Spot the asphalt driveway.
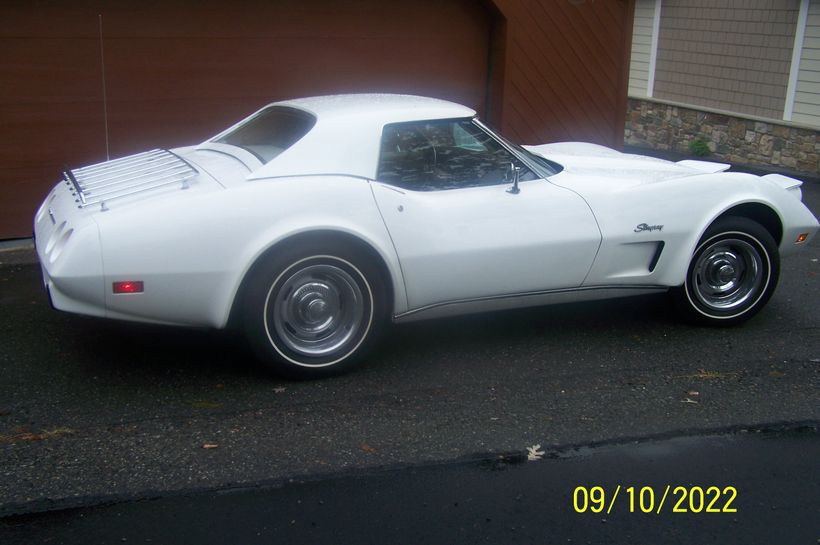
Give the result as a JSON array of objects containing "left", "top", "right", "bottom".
[
  {"left": 0, "top": 171, "right": 818, "bottom": 519},
  {"left": 3, "top": 427, "right": 818, "bottom": 544}
]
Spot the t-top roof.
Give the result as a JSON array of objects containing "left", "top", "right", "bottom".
[
  {"left": 274, "top": 94, "right": 476, "bottom": 124},
  {"left": 217, "top": 94, "right": 478, "bottom": 181}
]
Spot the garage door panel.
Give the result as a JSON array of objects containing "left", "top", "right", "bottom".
[
  {"left": 0, "top": 39, "right": 101, "bottom": 105},
  {"left": 1, "top": 0, "right": 490, "bottom": 238},
  {"left": 100, "top": 37, "right": 487, "bottom": 107},
  {"left": 97, "top": 1, "right": 480, "bottom": 40},
  {"left": 0, "top": 169, "right": 60, "bottom": 237},
  {"left": 105, "top": 98, "right": 272, "bottom": 158},
  {"left": 0, "top": 5, "right": 99, "bottom": 38},
  {"left": 0, "top": 102, "right": 106, "bottom": 170}
]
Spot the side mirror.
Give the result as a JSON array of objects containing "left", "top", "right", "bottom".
[{"left": 506, "top": 163, "right": 521, "bottom": 194}]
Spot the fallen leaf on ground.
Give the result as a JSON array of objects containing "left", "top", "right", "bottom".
[
  {"left": 189, "top": 400, "right": 223, "bottom": 409},
  {"left": 360, "top": 443, "right": 377, "bottom": 453},
  {"left": 676, "top": 369, "right": 738, "bottom": 380},
  {"left": 273, "top": 387, "right": 286, "bottom": 394},
  {"left": 0, "top": 427, "right": 75, "bottom": 444},
  {"left": 202, "top": 443, "right": 219, "bottom": 449},
  {"left": 527, "top": 444, "right": 545, "bottom": 461}
]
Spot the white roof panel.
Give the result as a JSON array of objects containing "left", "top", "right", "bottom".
[{"left": 247, "top": 94, "right": 476, "bottom": 181}]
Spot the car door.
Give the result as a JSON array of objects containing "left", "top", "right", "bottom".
[{"left": 371, "top": 118, "right": 601, "bottom": 311}]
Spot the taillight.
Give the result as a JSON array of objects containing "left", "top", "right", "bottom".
[{"left": 112, "top": 281, "right": 144, "bottom": 294}]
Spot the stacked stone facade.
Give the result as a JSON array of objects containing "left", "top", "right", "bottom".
[{"left": 625, "top": 98, "right": 820, "bottom": 175}]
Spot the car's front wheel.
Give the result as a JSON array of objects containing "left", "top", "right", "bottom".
[
  {"left": 242, "top": 241, "right": 387, "bottom": 378},
  {"left": 673, "top": 216, "right": 779, "bottom": 326}
]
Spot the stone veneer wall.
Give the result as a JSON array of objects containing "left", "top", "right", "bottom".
[{"left": 625, "top": 98, "right": 820, "bottom": 175}]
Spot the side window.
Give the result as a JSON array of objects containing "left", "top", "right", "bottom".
[{"left": 377, "top": 119, "right": 535, "bottom": 191}]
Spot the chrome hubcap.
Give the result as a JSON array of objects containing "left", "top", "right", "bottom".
[
  {"left": 270, "top": 264, "right": 365, "bottom": 358},
  {"left": 691, "top": 238, "right": 764, "bottom": 311}
]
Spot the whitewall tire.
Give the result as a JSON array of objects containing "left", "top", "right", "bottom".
[
  {"left": 243, "top": 240, "right": 387, "bottom": 378},
  {"left": 673, "top": 216, "right": 779, "bottom": 326}
]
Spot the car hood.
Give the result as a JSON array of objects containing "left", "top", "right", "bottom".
[{"left": 524, "top": 142, "right": 730, "bottom": 188}]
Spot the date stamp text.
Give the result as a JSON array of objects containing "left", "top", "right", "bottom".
[{"left": 572, "top": 485, "right": 738, "bottom": 514}]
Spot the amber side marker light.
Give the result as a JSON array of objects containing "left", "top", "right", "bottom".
[
  {"left": 113, "top": 281, "right": 144, "bottom": 294},
  {"left": 796, "top": 233, "right": 809, "bottom": 243}
]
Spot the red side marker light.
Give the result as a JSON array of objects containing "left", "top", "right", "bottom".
[
  {"left": 795, "top": 233, "right": 808, "bottom": 243},
  {"left": 113, "top": 281, "right": 144, "bottom": 294}
]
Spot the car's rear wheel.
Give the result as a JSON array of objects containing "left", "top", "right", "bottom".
[
  {"left": 242, "top": 240, "right": 387, "bottom": 378},
  {"left": 673, "top": 216, "right": 779, "bottom": 326}
]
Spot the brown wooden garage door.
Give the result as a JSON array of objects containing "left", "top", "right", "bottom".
[{"left": 0, "top": 0, "right": 491, "bottom": 239}]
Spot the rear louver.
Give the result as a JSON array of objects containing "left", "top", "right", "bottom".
[{"left": 64, "top": 149, "right": 198, "bottom": 211}]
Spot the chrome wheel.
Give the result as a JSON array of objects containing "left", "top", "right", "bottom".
[
  {"left": 690, "top": 238, "right": 765, "bottom": 311},
  {"left": 244, "top": 241, "right": 386, "bottom": 378},
  {"left": 266, "top": 262, "right": 367, "bottom": 360},
  {"left": 675, "top": 217, "right": 779, "bottom": 326}
]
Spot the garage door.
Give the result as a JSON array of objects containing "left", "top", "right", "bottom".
[{"left": 0, "top": 0, "right": 491, "bottom": 238}]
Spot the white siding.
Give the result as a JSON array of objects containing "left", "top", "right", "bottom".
[
  {"left": 792, "top": 0, "right": 820, "bottom": 126},
  {"left": 628, "top": 0, "right": 656, "bottom": 97}
]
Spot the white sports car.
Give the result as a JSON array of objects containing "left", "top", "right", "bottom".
[{"left": 34, "top": 94, "right": 819, "bottom": 377}]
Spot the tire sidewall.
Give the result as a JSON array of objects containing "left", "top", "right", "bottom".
[
  {"left": 243, "top": 242, "right": 387, "bottom": 378},
  {"left": 679, "top": 217, "right": 779, "bottom": 325}
]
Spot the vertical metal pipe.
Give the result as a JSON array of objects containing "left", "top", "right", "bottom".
[{"left": 99, "top": 14, "right": 110, "bottom": 161}]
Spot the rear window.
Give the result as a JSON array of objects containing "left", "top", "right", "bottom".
[{"left": 214, "top": 106, "right": 316, "bottom": 163}]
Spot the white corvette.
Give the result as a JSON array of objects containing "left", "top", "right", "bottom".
[{"left": 34, "top": 94, "right": 818, "bottom": 377}]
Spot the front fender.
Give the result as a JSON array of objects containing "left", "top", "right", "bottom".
[{"left": 581, "top": 172, "right": 818, "bottom": 288}]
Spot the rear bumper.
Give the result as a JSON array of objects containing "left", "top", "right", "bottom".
[{"left": 34, "top": 181, "right": 106, "bottom": 318}]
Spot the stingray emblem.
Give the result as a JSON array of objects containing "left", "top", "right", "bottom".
[{"left": 634, "top": 223, "right": 664, "bottom": 233}]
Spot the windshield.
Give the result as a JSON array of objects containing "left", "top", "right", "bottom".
[
  {"left": 473, "top": 119, "right": 563, "bottom": 177},
  {"left": 214, "top": 106, "right": 316, "bottom": 163}
]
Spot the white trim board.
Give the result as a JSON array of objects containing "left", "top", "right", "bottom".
[
  {"left": 647, "top": 0, "right": 662, "bottom": 98},
  {"left": 784, "top": 0, "right": 810, "bottom": 121}
]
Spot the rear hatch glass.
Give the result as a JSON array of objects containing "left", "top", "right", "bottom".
[{"left": 214, "top": 106, "right": 316, "bottom": 163}]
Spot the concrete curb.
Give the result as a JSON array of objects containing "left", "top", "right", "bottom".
[{"left": 0, "top": 239, "right": 37, "bottom": 265}]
